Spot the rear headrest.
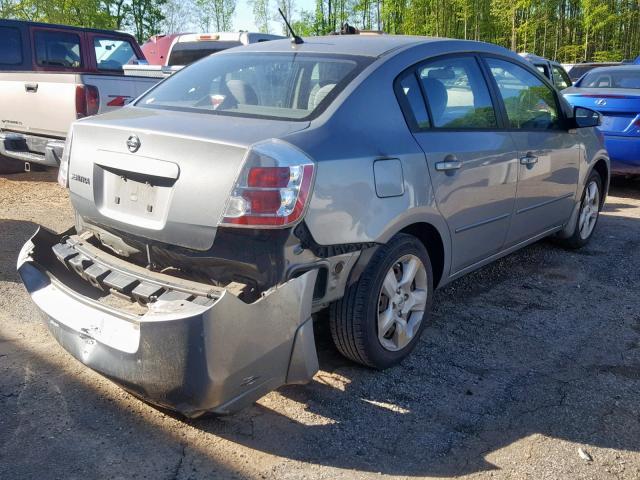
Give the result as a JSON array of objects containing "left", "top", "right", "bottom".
[
  {"left": 226, "top": 79, "right": 258, "bottom": 105},
  {"left": 420, "top": 78, "right": 448, "bottom": 125},
  {"left": 309, "top": 83, "right": 335, "bottom": 110}
]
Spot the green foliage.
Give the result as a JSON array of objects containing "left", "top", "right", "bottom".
[
  {"left": 2, "top": 0, "right": 167, "bottom": 42},
  {"left": 294, "top": 0, "right": 639, "bottom": 62},
  {"left": 194, "top": 0, "right": 236, "bottom": 32}
]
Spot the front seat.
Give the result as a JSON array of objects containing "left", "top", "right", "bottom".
[
  {"left": 420, "top": 78, "right": 448, "bottom": 126},
  {"left": 226, "top": 79, "right": 259, "bottom": 105}
]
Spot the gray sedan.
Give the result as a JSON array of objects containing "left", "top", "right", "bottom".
[{"left": 19, "top": 35, "right": 609, "bottom": 416}]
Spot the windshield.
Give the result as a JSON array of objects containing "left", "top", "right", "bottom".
[
  {"left": 138, "top": 52, "right": 369, "bottom": 120},
  {"left": 578, "top": 68, "right": 640, "bottom": 89}
]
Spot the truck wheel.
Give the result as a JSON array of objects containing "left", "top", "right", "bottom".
[
  {"left": 329, "top": 233, "right": 433, "bottom": 369},
  {"left": 559, "top": 171, "right": 603, "bottom": 249}
]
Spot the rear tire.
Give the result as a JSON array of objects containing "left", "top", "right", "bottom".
[
  {"left": 329, "top": 234, "right": 433, "bottom": 369},
  {"left": 558, "top": 171, "right": 603, "bottom": 249}
]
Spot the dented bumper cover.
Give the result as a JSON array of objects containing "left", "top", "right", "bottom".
[{"left": 17, "top": 227, "right": 319, "bottom": 417}]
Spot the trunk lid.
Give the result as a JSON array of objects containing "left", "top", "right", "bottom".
[
  {"left": 69, "top": 107, "right": 309, "bottom": 250},
  {"left": 564, "top": 87, "right": 640, "bottom": 135}
]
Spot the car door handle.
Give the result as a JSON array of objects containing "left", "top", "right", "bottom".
[
  {"left": 24, "top": 83, "right": 38, "bottom": 93},
  {"left": 519, "top": 154, "right": 538, "bottom": 166},
  {"left": 435, "top": 157, "right": 462, "bottom": 172}
]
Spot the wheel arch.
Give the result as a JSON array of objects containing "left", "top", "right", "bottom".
[
  {"left": 591, "top": 158, "right": 609, "bottom": 207},
  {"left": 398, "top": 222, "right": 446, "bottom": 289}
]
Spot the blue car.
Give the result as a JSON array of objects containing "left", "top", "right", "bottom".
[{"left": 563, "top": 65, "right": 640, "bottom": 175}]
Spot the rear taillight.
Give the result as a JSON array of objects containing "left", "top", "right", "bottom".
[
  {"left": 75, "top": 85, "right": 100, "bottom": 118},
  {"left": 57, "top": 126, "right": 73, "bottom": 188},
  {"left": 221, "top": 140, "right": 315, "bottom": 227}
]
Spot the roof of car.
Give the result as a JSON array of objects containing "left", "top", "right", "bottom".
[
  {"left": 226, "top": 35, "right": 483, "bottom": 58},
  {"left": 584, "top": 64, "right": 640, "bottom": 74},
  {"left": 518, "top": 52, "right": 564, "bottom": 66}
]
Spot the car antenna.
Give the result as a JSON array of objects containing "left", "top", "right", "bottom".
[{"left": 278, "top": 7, "right": 303, "bottom": 44}]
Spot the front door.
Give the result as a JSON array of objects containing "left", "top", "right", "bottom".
[
  {"left": 484, "top": 57, "right": 580, "bottom": 246},
  {"left": 397, "top": 55, "right": 518, "bottom": 274}
]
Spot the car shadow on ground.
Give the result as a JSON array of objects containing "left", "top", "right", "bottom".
[
  {"left": 0, "top": 168, "right": 58, "bottom": 182},
  {"left": 0, "top": 330, "right": 244, "bottom": 479},
  {"left": 609, "top": 176, "right": 640, "bottom": 199},
  {"left": 0, "top": 220, "right": 39, "bottom": 283},
  {"left": 1, "top": 184, "right": 639, "bottom": 478}
]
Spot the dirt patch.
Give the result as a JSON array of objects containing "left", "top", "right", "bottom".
[{"left": 1, "top": 173, "right": 639, "bottom": 479}]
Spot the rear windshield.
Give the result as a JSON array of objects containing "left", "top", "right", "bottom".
[
  {"left": 167, "top": 41, "right": 242, "bottom": 66},
  {"left": 578, "top": 69, "right": 640, "bottom": 89},
  {"left": 138, "top": 52, "right": 369, "bottom": 121}
]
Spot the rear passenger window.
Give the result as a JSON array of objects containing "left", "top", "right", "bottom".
[
  {"left": 94, "top": 38, "right": 139, "bottom": 71},
  {"left": 34, "top": 30, "right": 82, "bottom": 68},
  {"left": 417, "top": 56, "right": 497, "bottom": 129},
  {"left": 487, "top": 58, "right": 560, "bottom": 129},
  {"left": 396, "top": 71, "right": 430, "bottom": 129},
  {"left": 0, "top": 27, "right": 22, "bottom": 65}
]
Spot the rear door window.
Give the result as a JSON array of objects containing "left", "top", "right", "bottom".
[
  {"left": 417, "top": 56, "right": 498, "bottom": 129},
  {"left": 0, "top": 27, "right": 23, "bottom": 65},
  {"left": 487, "top": 58, "right": 561, "bottom": 129},
  {"left": 34, "top": 30, "right": 82, "bottom": 69},
  {"left": 94, "top": 37, "right": 139, "bottom": 71},
  {"left": 396, "top": 71, "right": 430, "bottom": 129}
]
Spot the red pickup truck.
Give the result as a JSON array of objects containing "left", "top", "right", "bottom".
[{"left": 0, "top": 20, "right": 159, "bottom": 172}]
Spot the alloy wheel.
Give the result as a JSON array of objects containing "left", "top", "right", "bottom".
[
  {"left": 578, "top": 180, "right": 600, "bottom": 240},
  {"left": 377, "top": 254, "right": 428, "bottom": 352}
]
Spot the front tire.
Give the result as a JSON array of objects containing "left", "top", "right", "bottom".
[
  {"left": 329, "top": 234, "right": 434, "bottom": 369},
  {"left": 559, "top": 171, "right": 603, "bottom": 249}
]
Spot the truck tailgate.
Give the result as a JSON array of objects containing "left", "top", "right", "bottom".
[{"left": 82, "top": 74, "right": 160, "bottom": 111}]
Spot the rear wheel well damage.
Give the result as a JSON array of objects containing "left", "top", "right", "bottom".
[{"left": 398, "top": 223, "right": 445, "bottom": 288}]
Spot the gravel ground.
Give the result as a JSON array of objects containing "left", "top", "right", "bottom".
[{"left": 1, "top": 170, "right": 639, "bottom": 480}]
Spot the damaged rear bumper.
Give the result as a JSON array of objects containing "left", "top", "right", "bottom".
[{"left": 17, "top": 227, "right": 319, "bottom": 417}]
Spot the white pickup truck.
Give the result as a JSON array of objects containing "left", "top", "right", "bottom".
[
  {"left": 0, "top": 20, "right": 159, "bottom": 171},
  {"left": 123, "top": 32, "right": 285, "bottom": 79}
]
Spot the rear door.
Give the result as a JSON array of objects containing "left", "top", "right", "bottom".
[
  {"left": 484, "top": 57, "right": 579, "bottom": 246},
  {"left": 18, "top": 27, "right": 87, "bottom": 137},
  {"left": 397, "top": 54, "right": 518, "bottom": 274},
  {"left": 0, "top": 24, "right": 31, "bottom": 134}
]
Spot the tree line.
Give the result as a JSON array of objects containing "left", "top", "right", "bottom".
[
  {"left": 1, "top": 0, "right": 638, "bottom": 62},
  {"left": 297, "top": 0, "right": 640, "bottom": 62}
]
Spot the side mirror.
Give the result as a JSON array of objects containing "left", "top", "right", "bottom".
[{"left": 573, "top": 106, "right": 601, "bottom": 128}]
